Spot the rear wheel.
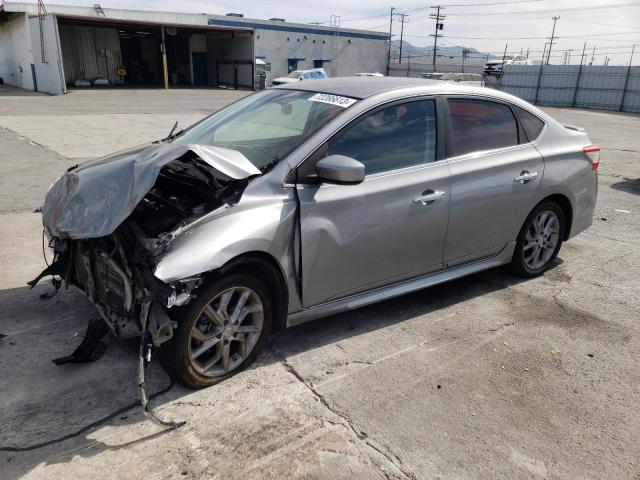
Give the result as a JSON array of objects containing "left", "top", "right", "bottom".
[
  {"left": 509, "top": 201, "right": 565, "bottom": 277},
  {"left": 161, "top": 273, "right": 272, "bottom": 389}
]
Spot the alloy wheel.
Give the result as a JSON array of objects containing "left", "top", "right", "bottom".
[
  {"left": 522, "top": 210, "right": 560, "bottom": 270},
  {"left": 188, "top": 286, "right": 264, "bottom": 377}
]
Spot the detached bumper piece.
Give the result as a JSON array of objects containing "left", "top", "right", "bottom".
[{"left": 52, "top": 318, "right": 109, "bottom": 365}]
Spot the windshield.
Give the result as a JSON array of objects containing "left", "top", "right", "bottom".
[
  {"left": 171, "top": 89, "right": 353, "bottom": 169},
  {"left": 287, "top": 70, "right": 303, "bottom": 78}
]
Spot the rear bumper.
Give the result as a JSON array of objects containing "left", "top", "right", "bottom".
[{"left": 568, "top": 172, "right": 598, "bottom": 239}]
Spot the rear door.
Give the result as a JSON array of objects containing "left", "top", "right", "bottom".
[
  {"left": 297, "top": 98, "right": 450, "bottom": 307},
  {"left": 444, "top": 97, "right": 544, "bottom": 266}
]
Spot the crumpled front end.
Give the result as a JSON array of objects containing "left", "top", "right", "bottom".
[{"left": 33, "top": 143, "right": 261, "bottom": 346}]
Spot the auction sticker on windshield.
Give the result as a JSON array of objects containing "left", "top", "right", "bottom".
[{"left": 308, "top": 93, "right": 357, "bottom": 108}]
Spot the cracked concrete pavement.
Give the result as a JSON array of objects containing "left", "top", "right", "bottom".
[{"left": 0, "top": 89, "right": 638, "bottom": 479}]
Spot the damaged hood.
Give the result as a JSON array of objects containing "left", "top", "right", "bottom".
[{"left": 42, "top": 143, "right": 261, "bottom": 239}]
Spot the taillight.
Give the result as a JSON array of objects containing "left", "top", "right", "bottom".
[{"left": 583, "top": 145, "right": 600, "bottom": 170}]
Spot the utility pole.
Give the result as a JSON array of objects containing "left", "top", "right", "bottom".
[
  {"left": 462, "top": 48, "right": 470, "bottom": 73},
  {"left": 386, "top": 7, "right": 395, "bottom": 75},
  {"left": 546, "top": 16, "right": 560, "bottom": 64},
  {"left": 398, "top": 13, "right": 409, "bottom": 64},
  {"left": 580, "top": 42, "right": 586, "bottom": 65},
  {"left": 430, "top": 5, "right": 446, "bottom": 68},
  {"left": 525, "top": 47, "right": 530, "bottom": 62},
  {"left": 590, "top": 45, "right": 596, "bottom": 65},
  {"left": 628, "top": 43, "right": 636, "bottom": 66}
]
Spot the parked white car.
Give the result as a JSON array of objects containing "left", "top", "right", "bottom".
[
  {"left": 272, "top": 68, "right": 328, "bottom": 85},
  {"left": 484, "top": 55, "right": 531, "bottom": 75}
]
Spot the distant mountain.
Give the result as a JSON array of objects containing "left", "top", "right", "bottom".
[{"left": 391, "top": 39, "right": 497, "bottom": 62}]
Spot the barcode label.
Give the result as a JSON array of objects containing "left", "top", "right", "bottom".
[{"left": 308, "top": 93, "right": 357, "bottom": 108}]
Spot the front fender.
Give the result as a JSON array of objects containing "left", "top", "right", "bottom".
[{"left": 154, "top": 198, "right": 296, "bottom": 283}]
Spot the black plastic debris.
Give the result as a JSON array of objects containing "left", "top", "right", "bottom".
[{"left": 52, "top": 318, "right": 109, "bottom": 365}]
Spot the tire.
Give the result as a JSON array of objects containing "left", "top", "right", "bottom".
[
  {"left": 509, "top": 201, "right": 565, "bottom": 277},
  {"left": 161, "top": 272, "right": 272, "bottom": 389}
]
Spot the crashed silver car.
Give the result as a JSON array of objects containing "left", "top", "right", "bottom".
[{"left": 35, "top": 78, "right": 599, "bottom": 389}]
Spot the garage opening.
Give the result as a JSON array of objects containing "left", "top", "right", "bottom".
[{"left": 56, "top": 18, "right": 254, "bottom": 90}]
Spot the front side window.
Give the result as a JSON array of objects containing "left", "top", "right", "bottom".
[
  {"left": 448, "top": 98, "right": 519, "bottom": 157},
  {"left": 327, "top": 100, "right": 437, "bottom": 175},
  {"left": 514, "top": 105, "right": 545, "bottom": 142},
  {"left": 172, "top": 89, "right": 351, "bottom": 169}
]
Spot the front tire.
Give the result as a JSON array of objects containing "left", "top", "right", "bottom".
[
  {"left": 161, "top": 272, "right": 272, "bottom": 389},
  {"left": 509, "top": 201, "right": 565, "bottom": 277}
]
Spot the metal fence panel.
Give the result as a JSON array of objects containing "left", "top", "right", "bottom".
[{"left": 497, "top": 64, "right": 640, "bottom": 113}]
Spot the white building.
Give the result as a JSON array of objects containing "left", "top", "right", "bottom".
[{"left": 0, "top": 2, "right": 388, "bottom": 94}]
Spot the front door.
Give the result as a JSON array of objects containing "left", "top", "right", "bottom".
[
  {"left": 297, "top": 98, "right": 451, "bottom": 307},
  {"left": 443, "top": 97, "right": 545, "bottom": 265}
]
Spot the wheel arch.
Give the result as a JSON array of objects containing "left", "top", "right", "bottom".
[
  {"left": 540, "top": 193, "right": 573, "bottom": 240},
  {"left": 204, "top": 251, "right": 289, "bottom": 330}
]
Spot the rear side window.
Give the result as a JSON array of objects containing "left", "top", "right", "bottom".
[
  {"left": 448, "top": 99, "right": 519, "bottom": 156},
  {"left": 328, "top": 99, "right": 437, "bottom": 175},
  {"left": 514, "top": 106, "right": 545, "bottom": 142}
]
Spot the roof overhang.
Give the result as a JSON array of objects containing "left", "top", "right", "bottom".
[{"left": 53, "top": 14, "right": 253, "bottom": 32}]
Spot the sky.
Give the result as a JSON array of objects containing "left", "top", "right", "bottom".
[{"left": 51, "top": 0, "right": 640, "bottom": 65}]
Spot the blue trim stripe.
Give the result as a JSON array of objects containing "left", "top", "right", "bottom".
[{"left": 208, "top": 18, "right": 388, "bottom": 41}]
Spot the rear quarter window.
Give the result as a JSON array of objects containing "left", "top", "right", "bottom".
[
  {"left": 448, "top": 98, "right": 519, "bottom": 156},
  {"left": 514, "top": 106, "right": 545, "bottom": 142}
]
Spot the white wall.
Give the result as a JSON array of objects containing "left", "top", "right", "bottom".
[
  {"left": 0, "top": 13, "right": 35, "bottom": 90},
  {"left": 28, "top": 14, "right": 66, "bottom": 94},
  {"left": 254, "top": 29, "right": 387, "bottom": 85}
]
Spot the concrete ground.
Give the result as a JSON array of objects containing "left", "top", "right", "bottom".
[{"left": 0, "top": 88, "right": 638, "bottom": 480}]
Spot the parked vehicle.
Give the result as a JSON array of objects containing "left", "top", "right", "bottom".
[
  {"left": 484, "top": 55, "right": 531, "bottom": 75},
  {"left": 36, "top": 77, "right": 598, "bottom": 389},
  {"left": 271, "top": 68, "right": 328, "bottom": 85},
  {"left": 420, "top": 72, "right": 482, "bottom": 84}
]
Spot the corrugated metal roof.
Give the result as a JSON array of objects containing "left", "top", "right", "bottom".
[
  {"left": 2, "top": 2, "right": 209, "bottom": 25},
  {"left": 207, "top": 14, "right": 388, "bottom": 39}
]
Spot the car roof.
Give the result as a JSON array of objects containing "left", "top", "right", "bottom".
[
  {"left": 273, "top": 76, "right": 513, "bottom": 100},
  {"left": 273, "top": 77, "right": 443, "bottom": 99},
  {"left": 271, "top": 76, "right": 549, "bottom": 118}
]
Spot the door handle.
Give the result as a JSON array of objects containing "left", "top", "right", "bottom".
[
  {"left": 514, "top": 171, "right": 538, "bottom": 183},
  {"left": 413, "top": 190, "right": 446, "bottom": 205}
]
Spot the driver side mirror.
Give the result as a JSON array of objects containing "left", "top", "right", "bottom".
[{"left": 315, "top": 155, "right": 365, "bottom": 184}]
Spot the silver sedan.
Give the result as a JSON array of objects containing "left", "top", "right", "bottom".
[{"left": 37, "top": 78, "right": 599, "bottom": 389}]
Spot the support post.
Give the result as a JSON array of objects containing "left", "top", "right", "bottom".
[
  {"left": 534, "top": 60, "right": 544, "bottom": 105},
  {"left": 571, "top": 42, "right": 586, "bottom": 108},
  {"left": 233, "top": 61, "right": 238, "bottom": 90},
  {"left": 161, "top": 26, "right": 169, "bottom": 89},
  {"left": 547, "top": 16, "right": 559, "bottom": 65},
  {"left": 386, "top": 7, "right": 395, "bottom": 75},
  {"left": 619, "top": 43, "right": 635, "bottom": 112}
]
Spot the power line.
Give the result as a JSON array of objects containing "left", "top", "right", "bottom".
[
  {"left": 442, "top": 2, "right": 640, "bottom": 16},
  {"left": 412, "top": 0, "right": 542, "bottom": 10},
  {"left": 405, "top": 31, "right": 640, "bottom": 40}
]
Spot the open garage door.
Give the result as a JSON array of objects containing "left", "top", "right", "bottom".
[{"left": 28, "top": 14, "right": 66, "bottom": 94}]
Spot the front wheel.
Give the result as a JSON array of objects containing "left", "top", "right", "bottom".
[
  {"left": 509, "top": 201, "right": 565, "bottom": 277},
  {"left": 161, "top": 273, "right": 272, "bottom": 389}
]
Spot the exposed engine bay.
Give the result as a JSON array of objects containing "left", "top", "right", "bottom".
[
  {"left": 29, "top": 143, "right": 262, "bottom": 427},
  {"left": 31, "top": 143, "right": 261, "bottom": 347}
]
